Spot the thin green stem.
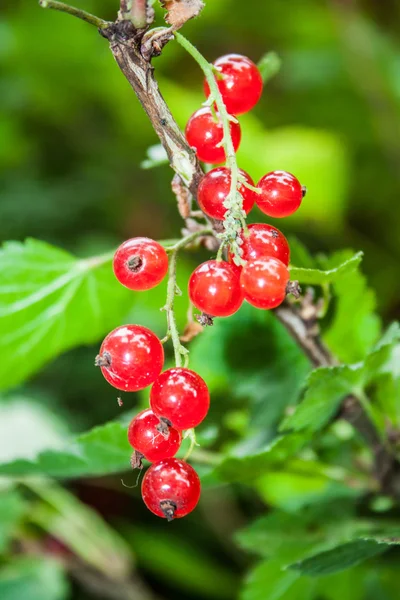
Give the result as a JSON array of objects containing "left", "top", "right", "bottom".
[
  {"left": 164, "top": 228, "right": 212, "bottom": 253},
  {"left": 175, "top": 33, "right": 245, "bottom": 260},
  {"left": 164, "top": 251, "right": 187, "bottom": 367},
  {"left": 183, "top": 429, "right": 198, "bottom": 461},
  {"left": 38, "top": 0, "right": 109, "bottom": 29}
]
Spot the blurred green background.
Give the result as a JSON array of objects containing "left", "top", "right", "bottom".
[{"left": 1, "top": 0, "right": 400, "bottom": 599}]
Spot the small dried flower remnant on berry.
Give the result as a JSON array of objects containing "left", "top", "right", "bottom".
[
  {"left": 96, "top": 325, "right": 164, "bottom": 392},
  {"left": 113, "top": 237, "right": 168, "bottom": 291}
]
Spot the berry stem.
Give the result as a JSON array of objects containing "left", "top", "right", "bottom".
[
  {"left": 174, "top": 32, "right": 246, "bottom": 261},
  {"left": 183, "top": 428, "right": 198, "bottom": 461},
  {"left": 164, "top": 228, "right": 212, "bottom": 253},
  {"left": 38, "top": 0, "right": 109, "bottom": 29},
  {"left": 164, "top": 250, "right": 187, "bottom": 367}
]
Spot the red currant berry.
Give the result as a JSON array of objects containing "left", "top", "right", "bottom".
[
  {"left": 256, "top": 171, "right": 303, "bottom": 218},
  {"left": 185, "top": 107, "right": 241, "bottom": 164},
  {"left": 95, "top": 325, "right": 164, "bottom": 392},
  {"left": 197, "top": 167, "right": 256, "bottom": 220},
  {"left": 113, "top": 237, "right": 168, "bottom": 291},
  {"left": 188, "top": 260, "right": 244, "bottom": 318},
  {"left": 229, "top": 224, "right": 290, "bottom": 273},
  {"left": 204, "top": 54, "right": 263, "bottom": 116},
  {"left": 240, "top": 257, "right": 289, "bottom": 309},
  {"left": 150, "top": 368, "right": 210, "bottom": 430},
  {"left": 142, "top": 458, "right": 201, "bottom": 520},
  {"left": 128, "top": 409, "right": 181, "bottom": 464}
]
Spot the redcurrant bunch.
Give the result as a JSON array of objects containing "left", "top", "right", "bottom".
[{"left": 95, "top": 49, "right": 307, "bottom": 523}]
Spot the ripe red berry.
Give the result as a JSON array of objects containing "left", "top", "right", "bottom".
[
  {"left": 185, "top": 107, "right": 241, "bottom": 164},
  {"left": 188, "top": 260, "right": 244, "bottom": 317},
  {"left": 95, "top": 325, "right": 164, "bottom": 392},
  {"left": 229, "top": 224, "right": 290, "bottom": 273},
  {"left": 142, "top": 458, "right": 201, "bottom": 520},
  {"left": 197, "top": 167, "right": 256, "bottom": 220},
  {"left": 204, "top": 54, "right": 263, "bottom": 116},
  {"left": 256, "top": 171, "right": 303, "bottom": 218},
  {"left": 150, "top": 368, "right": 210, "bottom": 430},
  {"left": 240, "top": 257, "right": 289, "bottom": 309},
  {"left": 113, "top": 237, "right": 168, "bottom": 291},
  {"left": 128, "top": 409, "right": 181, "bottom": 463}
]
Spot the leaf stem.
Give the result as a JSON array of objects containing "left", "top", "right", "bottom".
[
  {"left": 38, "top": 0, "right": 109, "bottom": 29},
  {"left": 174, "top": 32, "right": 246, "bottom": 260}
]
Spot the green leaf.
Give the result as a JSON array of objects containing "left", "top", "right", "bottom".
[
  {"left": 212, "top": 434, "right": 307, "bottom": 483},
  {"left": 289, "top": 251, "right": 363, "bottom": 284},
  {"left": 321, "top": 250, "right": 381, "bottom": 362},
  {"left": 0, "top": 557, "right": 69, "bottom": 600},
  {"left": 140, "top": 143, "right": 168, "bottom": 169},
  {"left": 0, "top": 239, "right": 132, "bottom": 390},
  {"left": 289, "top": 539, "right": 394, "bottom": 577},
  {"left": 280, "top": 324, "right": 400, "bottom": 434},
  {"left": 240, "top": 560, "right": 314, "bottom": 600},
  {"left": 280, "top": 366, "right": 359, "bottom": 433},
  {"left": 257, "top": 52, "right": 282, "bottom": 83},
  {"left": 0, "top": 421, "right": 130, "bottom": 478},
  {"left": 0, "top": 489, "right": 26, "bottom": 553}
]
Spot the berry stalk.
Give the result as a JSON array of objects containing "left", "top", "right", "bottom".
[
  {"left": 38, "top": 0, "right": 109, "bottom": 29},
  {"left": 175, "top": 33, "right": 246, "bottom": 261}
]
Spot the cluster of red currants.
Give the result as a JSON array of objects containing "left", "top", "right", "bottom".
[
  {"left": 95, "top": 238, "right": 207, "bottom": 521},
  {"left": 185, "top": 54, "right": 304, "bottom": 317},
  {"left": 95, "top": 54, "right": 304, "bottom": 522}
]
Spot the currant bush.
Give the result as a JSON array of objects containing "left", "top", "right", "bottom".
[{"left": 94, "top": 38, "right": 303, "bottom": 521}]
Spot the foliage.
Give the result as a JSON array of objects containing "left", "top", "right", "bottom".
[{"left": 1, "top": 0, "right": 400, "bottom": 599}]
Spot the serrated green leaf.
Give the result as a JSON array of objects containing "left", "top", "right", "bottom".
[
  {"left": 0, "top": 557, "right": 69, "bottom": 600},
  {"left": 0, "top": 422, "right": 130, "bottom": 478},
  {"left": 212, "top": 434, "right": 307, "bottom": 483},
  {"left": 280, "top": 324, "right": 400, "bottom": 434},
  {"left": 321, "top": 250, "right": 381, "bottom": 362},
  {"left": 0, "top": 239, "right": 132, "bottom": 390},
  {"left": 240, "top": 559, "right": 314, "bottom": 600},
  {"left": 289, "top": 251, "right": 363, "bottom": 284},
  {"left": 289, "top": 539, "right": 392, "bottom": 577},
  {"left": 280, "top": 366, "right": 359, "bottom": 433}
]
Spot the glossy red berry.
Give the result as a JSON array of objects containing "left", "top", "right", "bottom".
[
  {"left": 113, "top": 237, "right": 168, "bottom": 291},
  {"left": 229, "top": 224, "right": 290, "bottom": 273},
  {"left": 185, "top": 107, "right": 241, "bottom": 164},
  {"left": 96, "top": 325, "right": 164, "bottom": 392},
  {"left": 150, "top": 368, "right": 210, "bottom": 430},
  {"left": 188, "top": 260, "right": 244, "bottom": 317},
  {"left": 197, "top": 167, "right": 256, "bottom": 220},
  {"left": 142, "top": 458, "right": 201, "bottom": 520},
  {"left": 204, "top": 54, "right": 263, "bottom": 116},
  {"left": 240, "top": 257, "right": 289, "bottom": 309},
  {"left": 256, "top": 171, "right": 303, "bottom": 218},
  {"left": 128, "top": 409, "right": 181, "bottom": 463}
]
